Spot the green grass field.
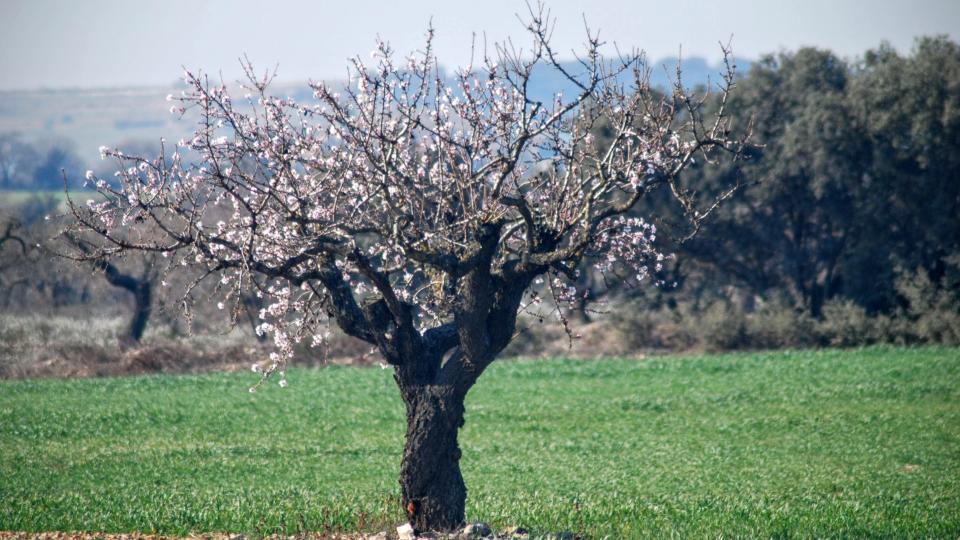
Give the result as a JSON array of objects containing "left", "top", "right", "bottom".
[
  {"left": 1, "top": 347, "right": 959, "bottom": 538},
  {"left": 0, "top": 190, "right": 66, "bottom": 206},
  {"left": 0, "top": 190, "right": 103, "bottom": 210}
]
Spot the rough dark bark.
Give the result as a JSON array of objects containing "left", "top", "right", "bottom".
[
  {"left": 127, "top": 277, "right": 152, "bottom": 343},
  {"left": 389, "top": 270, "right": 533, "bottom": 532},
  {"left": 94, "top": 260, "right": 152, "bottom": 344},
  {"left": 397, "top": 383, "right": 467, "bottom": 532}
]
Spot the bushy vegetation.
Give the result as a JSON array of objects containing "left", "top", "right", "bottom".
[
  {"left": 605, "top": 262, "right": 960, "bottom": 354},
  {"left": 1, "top": 347, "right": 958, "bottom": 537}
]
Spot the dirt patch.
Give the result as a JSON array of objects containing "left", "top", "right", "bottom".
[{"left": 0, "top": 534, "right": 387, "bottom": 540}]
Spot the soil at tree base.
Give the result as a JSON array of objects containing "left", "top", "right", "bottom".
[{"left": 0, "top": 534, "right": 387, "bottom": 540}]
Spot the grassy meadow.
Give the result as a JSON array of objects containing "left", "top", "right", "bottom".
[
  {"left": 0, "top": 190, "right": 105, "bottom": 212},
  {"left": 1, "top": 190, "right": 70, "bottom": 206},
  {"left": 1, "top": 347, "right": 958, "bottom": 538}
]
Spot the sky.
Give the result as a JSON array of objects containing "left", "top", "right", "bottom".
[{"left": 1, "top": 0, "right": 958, "bottom": 91}]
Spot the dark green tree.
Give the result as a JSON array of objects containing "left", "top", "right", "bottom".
[
  {"left": 646, "top": 38, "right": 960, "bottom": 317},
  {"left": 845, "top": 37, "right": 960, "bottom": 311}
]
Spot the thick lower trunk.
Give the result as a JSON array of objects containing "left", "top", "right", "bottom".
[
  {"left": 399, "top": 386, "right": 467, "bottom": 533},
  {"left": 126, "top": 281, "right": 151, "bottom": 343}
]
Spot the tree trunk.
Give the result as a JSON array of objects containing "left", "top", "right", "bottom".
[
  {"left": 398, "top": 385, "right": 467, "bottom": 533},
  {"left": 127, "top": 280, "right": 152, "bottom": 344}
]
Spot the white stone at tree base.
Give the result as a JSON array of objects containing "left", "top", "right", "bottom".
[
  {"left": 461, "top": 522, "right": 492, "bottom": 538},
  {"left": 397, "top": 523, "right": 416, "bottom": 540}
]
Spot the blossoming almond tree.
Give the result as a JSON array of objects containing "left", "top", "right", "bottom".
[{"left": 67, "top": 6, "right": 749, "bottom": 532}]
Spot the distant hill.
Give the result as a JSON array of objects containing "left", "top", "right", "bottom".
[
  {"left": 0, "top": 56, "right": 751, "bottom": 177},
  {"left": 512, "top": 56, "right": 751, "bottom": 105}
]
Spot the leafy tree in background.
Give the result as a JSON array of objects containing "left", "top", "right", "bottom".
[
  {"left": 682, "top": 48, "right": 865, "bottom": 316},
  {"left": 658, "top": 37, "right": 959, "bottom": 317},
  {"left": 32, "top": 140, "right": 85, "bottom": 190},
  {"left": 65, "top": 7, "right": 747, "bottom": 531},
  {"left": 846, "top": 37, "right": 960, "bottom": 311}
]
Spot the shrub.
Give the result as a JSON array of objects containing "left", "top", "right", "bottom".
[
  {"left": 698, "top": 301, "right": 748, "bottom": 351},
  {"left": 895, "top": 264, "right": 960, "bottom": 345},
  {"left": 817, "top": 299, "right": 876, "bottom": 347},
  {"left": 746, "top": 298, "right": 817, "bottom": 349}
]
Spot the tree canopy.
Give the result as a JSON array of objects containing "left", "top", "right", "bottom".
[{"left": 65, "top": 7, "right": 747, "bottom": 531}]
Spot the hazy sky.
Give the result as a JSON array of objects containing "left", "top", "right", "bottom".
[{"left": 1, "top": 0, "right": 958, "bottom": 91}]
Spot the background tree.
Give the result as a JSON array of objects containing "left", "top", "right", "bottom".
[
  {"left": 32, "top": 140, "right": 85, "bottom": 190},
  {"left": 680, "top": 48, "right": 864, "bottom": 317},
  {"left": 66, "top": 235, "right": 157, "bottom": 345},
  {"left": 0, "top": 217, "right": 33, "bottom": 307},
  {"left": 66, "top": 8, "right": 747, "bottom": 532},
  {"left": 0, "top": 200, "right": 93, "bottom": 311},
  {"left": 846, "top": 37, "right": 960, "bottom": 312},
  {"left": 633, "top": 37, "right": 960, "bottom": 326}
]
